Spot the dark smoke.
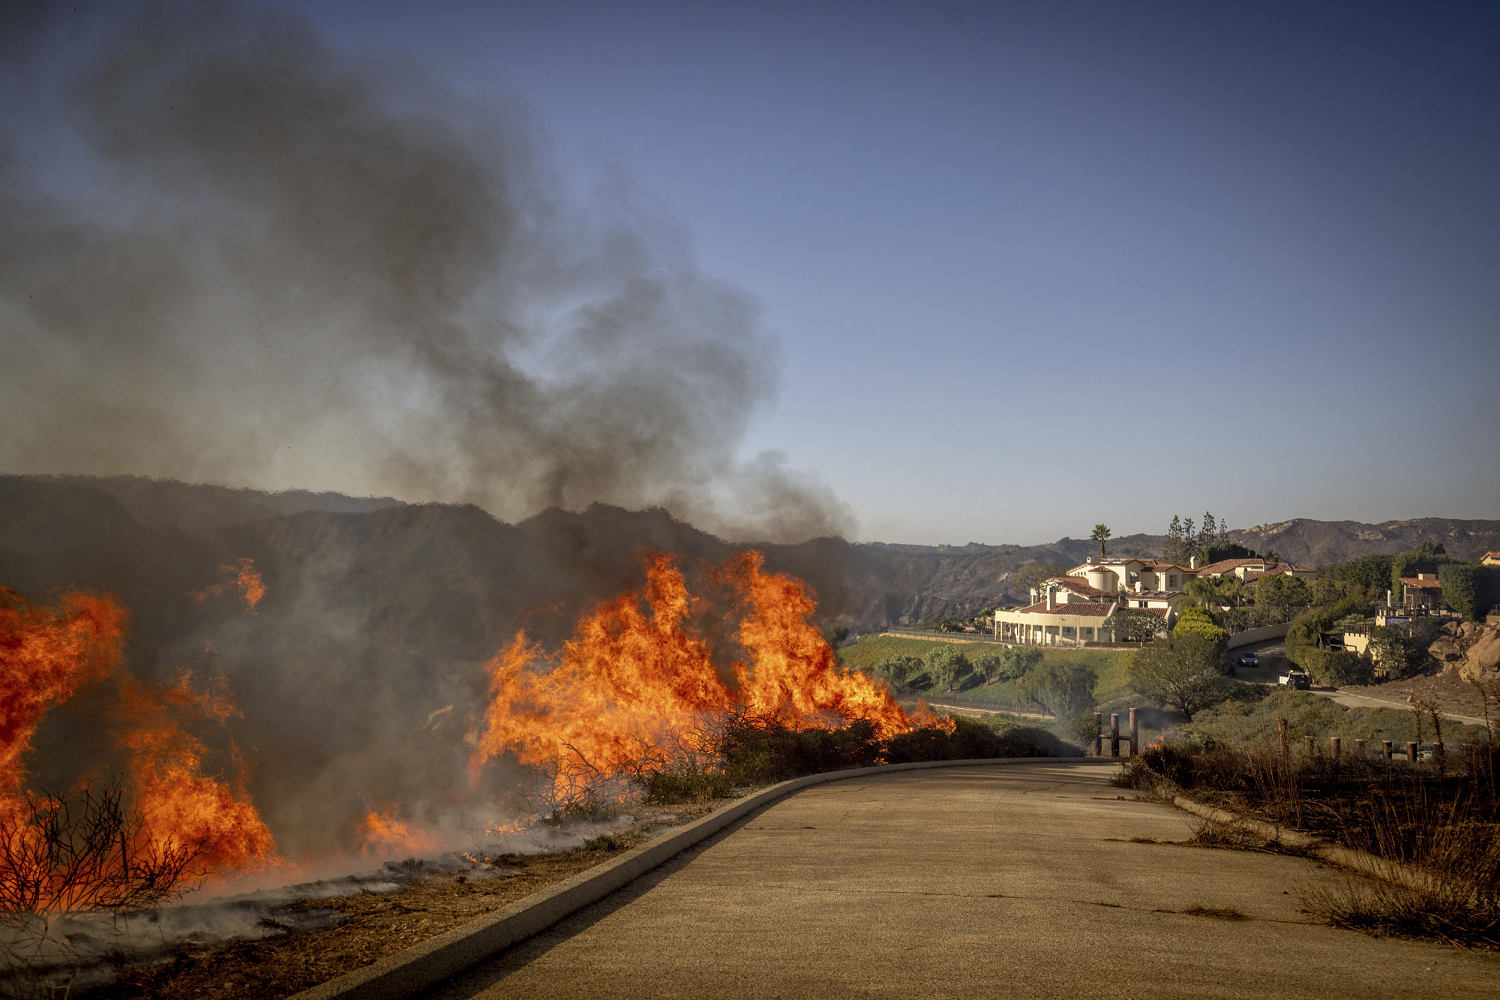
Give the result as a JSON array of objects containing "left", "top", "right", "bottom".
[{"left": 0, "top": 0, "right": 853, "bottom": 544}]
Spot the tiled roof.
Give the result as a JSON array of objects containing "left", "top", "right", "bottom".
[
  {"left": 1195, "top": 558, "right": 1268, "bottom": 576},
  {"left": 1010, "top": 601, "right": 1117, "bottom": 618},
  {"left": 1399, "top": 577, "right": 1443, "bottom": 590},
  {"left": 1055, "top": 577, "right": 1113, "bottom": 598}
]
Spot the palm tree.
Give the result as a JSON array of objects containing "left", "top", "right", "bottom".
[{"left": 1090, "top": 523, "right": 1111, "bottom": 559}]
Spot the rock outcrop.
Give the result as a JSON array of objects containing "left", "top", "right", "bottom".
[{"left": 1429, "top": 620, "right": 1500, "bottom": 681}]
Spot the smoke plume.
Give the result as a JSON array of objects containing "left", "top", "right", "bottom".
[{"left": 0, "top": 1, "right": 852, "bottom": 543}]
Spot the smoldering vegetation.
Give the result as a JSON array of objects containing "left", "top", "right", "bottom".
[{"left": 0, "top": 0, "right": 852, "bottom": 544}]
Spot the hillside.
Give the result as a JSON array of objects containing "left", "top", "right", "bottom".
[{"left": 7, "top": 476, "right": 1497, "bottom": 638}]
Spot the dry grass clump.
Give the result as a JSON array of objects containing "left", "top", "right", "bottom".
[{"left": 1117, "top": 737, "right": 1500, "bottom": 948}]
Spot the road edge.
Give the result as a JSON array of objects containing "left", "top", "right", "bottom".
[{"left": 288, "top": 756, "right": 1109, "bottom": 1000}]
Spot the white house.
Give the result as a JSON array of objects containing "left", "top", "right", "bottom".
[{"left": 992, "top": 557, "right": 1192, "bottom": 646}]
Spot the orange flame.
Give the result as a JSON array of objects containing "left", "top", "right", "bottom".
[
  {"left": 471, "top": 552, "right": 949, "bottom": 805},
  {"left": 191, "top": 557, "right": 266, "bottom": 613},
  {"left": 360, "top": 807, "right": 440, "bottom": 858},
  {"left": 117, "top": 676, "right": 276, "bottom": 874},
  {"left": 0, "top": 584, "right": 276, "bottom": 908},
  {"left": 0, "top": 587, "right": 126, "bottom": 795}
]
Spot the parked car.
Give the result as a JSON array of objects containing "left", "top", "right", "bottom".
[{"left": 1237, "top": 651, "right": 1259, "bottom": 669}]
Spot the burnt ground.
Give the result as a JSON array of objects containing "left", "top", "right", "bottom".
[{"left": 54, "top": 800, "right": 734, "bottom": 1000}]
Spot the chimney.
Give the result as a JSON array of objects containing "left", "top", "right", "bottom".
[
  {"left": 1189, "top": 555, "right": 1199, "bottom": 570},
  {"left": 1045, "top": 586, "right": 1055, "bottom": 611}
]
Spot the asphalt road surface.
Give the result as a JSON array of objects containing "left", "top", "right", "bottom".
[{"left": 420, "top": 761, "right": 1495, "bottom": 1000}]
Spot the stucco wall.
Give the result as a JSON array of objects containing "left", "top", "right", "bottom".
[{"left": 1226, "top": 622, "right": 1290, "bottom": 650}]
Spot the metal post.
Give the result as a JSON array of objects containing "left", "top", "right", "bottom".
[
  {"left": 1110, "top": 713, "right": 1120, "bottom": 757},
  {"left": 1128, "top": 707, "right": 1139, "bottom": 757}
]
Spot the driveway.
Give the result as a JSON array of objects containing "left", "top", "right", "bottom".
[{"left": 419, "top": 761, "right": 1496, "bottom": 1000}]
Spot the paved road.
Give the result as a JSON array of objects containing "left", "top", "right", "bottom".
[
  {"left": 420, "top": 761, "right": 1495, "bottom": 1000},
  {"left": 1236, "top": 639, "right": 1489, "bottom": 727}
]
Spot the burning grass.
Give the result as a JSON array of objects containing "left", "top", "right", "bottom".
[
  {"left": 1115, "top": 738, "right": 1500, "bottom": 949},
  {"left": 2, "top": 551, "right": 987, "bottom": 994}
]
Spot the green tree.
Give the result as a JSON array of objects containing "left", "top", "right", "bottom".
[
  {"left": 1201, "top": 541, "right": 1257, "bottom": 564},
  {"left": 1164, "top": 515, "right": 1188, "bottom": 565},
  {"left": 1111, "top": 607, "right": 1168, "bottom": 642},
  {"left": 972, "top": 653, "right": 1004, "bottom": 686},
  {"left": 876, "top": 654, "right": 924, "bottom": 687},
  {"left": 1022, "top": 661, "right": 1096, "bottom": 716},
  {"left": 1391, "top": 541, "right": 1448, "bottom": 604},
  {"left": 1090, "top": 523, "right": 1111, "bottom": 559},
  {"left": 1316, "top": 554, "right": 1394, "bottom": 603},
  {"left": 1199, "top": 512, "right": 1218, "bottom": 554},
  {"left": 925, "top": 645, "right": 971, "bottom": 694},
  {"left": 1129, "top": 631, "right": 1233, "bottom": 715},
  {"left": 1437, "top": 562, "right": 1500, "bottom": 622},
  {"left": 1185, "top": 575, "right": 1244, "bottom": 610},
  {"left": 1255, "top": 574, "right": 1312, "bottom": 621},
  {"left": 1002, "top": 646, "right": 1042, "bottom": 681},
  {"left": 1366, "top": 625, "right": 1413, "bottom": 679},
  {"left": 1172, "top": 606, "right": 1229, "bottom": 655}
]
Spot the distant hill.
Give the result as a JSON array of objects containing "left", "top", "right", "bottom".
[{"left": 1232, "top": 517, "right": 1500, "bottom": 567}]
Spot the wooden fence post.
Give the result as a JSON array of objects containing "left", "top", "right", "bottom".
[
  {"left": 1110, "top": 713, "right": 1120, "bottom": 757},
  {"left": 1329, "top": 736, "right": 1340, "bottom": 760},
  {"left": 1407, "top": 742, "right": 1418, "bottom": 763},
  {"left": 1094, "top": 713, "right": 1102, "bottom": 757},
  {"left": 1382, "top": 740, "right": 1393, "bottom": 761},
  {"left": 1128, "top": 707, "right": 1139, "bottom": 757}
]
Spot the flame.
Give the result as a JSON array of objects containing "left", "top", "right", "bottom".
[
  {"left": 116, "top": 676, "right": 276, "bottom": 874},
  {"left": 471, "top": 552, "right": 949, "bottom": 807},
  {"left": 360, "top": 807, "right": 440, "bottom": 858},
  {"left": 191, "top": 557, "right": 266, "bottom": 613},
  {"left": 0, "top": 587, "right": 126, "bottom": 795},
  {"left": 470, "top": 553, "right": 732, "bottom": 803},
  {"left": 727, "top": 551, "right": 942, "bottom": 739},
  {"left": 0, "top": 584, "right": 275, "bottom": 911}
]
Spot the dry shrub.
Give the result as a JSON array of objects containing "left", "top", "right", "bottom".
[{"left": 1124, "top": 738, "right": 1500, "bottom": 948}]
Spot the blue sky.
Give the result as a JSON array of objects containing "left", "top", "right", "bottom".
[{"left": 3, "top": 1, "right": 1497, "bottom": 545}]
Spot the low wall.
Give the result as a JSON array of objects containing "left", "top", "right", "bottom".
[{"left": 1226, "top": 622, "right": 1290, "bottom": 650}]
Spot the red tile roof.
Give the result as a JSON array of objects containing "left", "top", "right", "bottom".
[
  {"left": 1195, "top": 558, "right": 1268, "bottom": 576},
  {"left": 1399, "top": 577, "right": 1443, "bottom": 590},
  {"left": 1010, "top": 601, "right": 1117, "bottom": 618}
]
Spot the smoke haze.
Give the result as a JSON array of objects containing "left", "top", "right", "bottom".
[{"left": 0, "top": 0, "right": 852, "bottom": 544}]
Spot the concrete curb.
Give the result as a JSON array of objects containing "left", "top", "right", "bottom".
[
  {"left": 290, "top": 757, "right": 1106, "bottom": 1000},
  {"left": 1169, "top": 795, "right": 1447, "bottom": 895}
]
